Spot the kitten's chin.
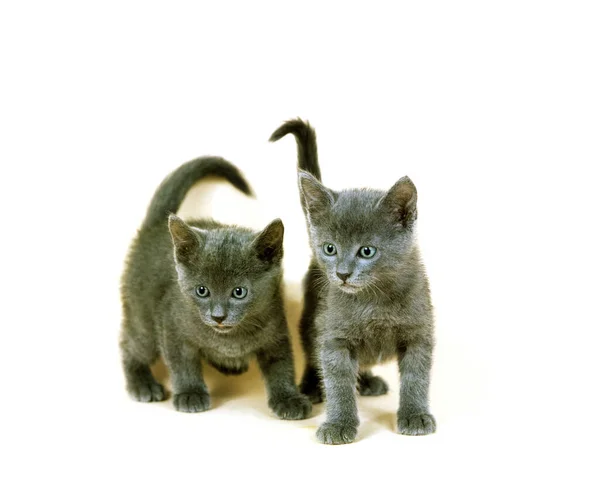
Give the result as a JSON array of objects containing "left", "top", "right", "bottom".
[{"left": 337, "top": 283, "right": 361, "bottom": 294}]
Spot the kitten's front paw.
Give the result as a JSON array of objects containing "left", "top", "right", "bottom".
[
  {"left": 358, "top": 374, "right": 389, "bottom": 396},
  {"left": 397, "top": 413, "right": 436, "bottom": 436},
  {"left": 173, "top": 391, "right": 211, "bottom": 413},
  {"left": 128, "top": 382, "right": 165, "bottom": 403},
  {"left": 316, "top": 422, "right": 358, "bottom": 445},
  {"left": 270, "top": 394, "right": 312, "bottom": 420}
]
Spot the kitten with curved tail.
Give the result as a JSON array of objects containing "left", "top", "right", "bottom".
[
  {"left": 270, "top": 120, "right": 435, "bottom": 443},
  {"left": 120, "top": 156, "right": 311, "bottom": 419}
]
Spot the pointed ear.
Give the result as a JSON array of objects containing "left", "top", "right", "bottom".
[
  {"left": 168, "top": 214, "right": 202, "bottom": 262},
  {"left": 253, "top": 219, "right": 284, "bottom": 263},
  {"left": 379, "top": 177, "right": 418, "bottom": 227},
  {"left": 298, "top": 171, "right": 334, "bottom": 223}
]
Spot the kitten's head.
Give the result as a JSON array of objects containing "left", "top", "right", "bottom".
[
  {"left": 168, "top": 215, "right": 284, "bottom": 334},
  {"left": 298, "top": 171, "right": 418, "bottom": 294}
]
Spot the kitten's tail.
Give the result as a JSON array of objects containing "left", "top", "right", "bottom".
[
  {"left": 141, "top": 156, "right": 253, "bottom": 230},
  {"left": 269, "top": 118, "right": 322, "bottom": 181}
]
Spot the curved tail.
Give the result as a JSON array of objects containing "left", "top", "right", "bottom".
[
  {"left": 269, "top": 118, "right": 322, "bottom": 181},
  {"left": 141, "top": 156, "right": 253, "bottom": 230}
]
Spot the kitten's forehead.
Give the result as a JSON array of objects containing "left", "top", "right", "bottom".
[
  {"left": 326, "top": 188, "right": 387, "bottom": 236},
  {"left": 195, "top": 227, "right": 257, "bottom": 278}
]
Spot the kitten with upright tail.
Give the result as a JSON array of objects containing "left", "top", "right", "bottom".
[
  {"left": 271, "top": 120, "right": 435, "bottom": 443},
  {"left": 120, "top": 156, "right": 311, "bottom": 420}
]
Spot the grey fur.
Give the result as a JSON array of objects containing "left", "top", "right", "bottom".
[
  {"left": 120, "top": 156, "right": 311, "bottom": 420},
  {"left": 270, "top": 119, "right": 435, "bottom": 444}
]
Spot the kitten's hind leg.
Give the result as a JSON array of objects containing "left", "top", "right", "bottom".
[
  {"left": 298, "top": 262, "right": 325, "bottom": 403},
  {"left": 357, "top": 370, "right": 389, "bottom": 397},
  {"left": 299, "top": 364, "right": 324, "bottom": 403},
  {"left": 120, "top": 309, "right": 165, "bottom": 402},
  {"left": 122, "top": 355, "right": 165, "bottom": 403}
]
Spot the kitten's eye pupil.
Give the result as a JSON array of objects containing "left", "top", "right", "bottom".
[
  {"left": 323, "top": 243, "right": 337, "bottom": 256},
  {"left": 359, "top": 246, "right": 377, "bottom": 258},
  {"left": 232, "top": 287, "right": 247, "bottom": 299},
  {"left": 196, "top": 286, "right": 209, "bottom": 297}
]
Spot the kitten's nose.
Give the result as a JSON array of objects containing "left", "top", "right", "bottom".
[
  {"left": 211, "top": 315, "right": 226, "bottom": 324},
  {"left": 336, "top": 271, "right": 351, "bottom": 282}
]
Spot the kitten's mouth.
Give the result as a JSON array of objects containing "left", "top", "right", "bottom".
[
  {"left": 338, "top": 282, "right": 361, "bottom": 294},
  {"left": 210, "top": 324, "right": 236, "bottom": 334}
]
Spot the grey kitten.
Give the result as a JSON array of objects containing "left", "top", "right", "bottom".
[
  {"left": 120, "top": 156, "right": 311, "bottom": 419},
  {"left": 270, "top": 120, "right": 436, "bottom": 443}
]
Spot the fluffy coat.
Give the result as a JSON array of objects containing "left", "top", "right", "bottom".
[
  {"left": 120, "top": 156, "right": 311, "bottom": 419},
  {"left": 271, "top": 120, "right": 435, "bottom": 443}
]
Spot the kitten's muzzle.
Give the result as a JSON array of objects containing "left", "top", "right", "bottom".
[{"left": 336, "top": 270, "right": 361, "bottom": 292}]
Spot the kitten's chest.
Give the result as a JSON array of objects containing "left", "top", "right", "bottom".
[
  {"left": 321, "top": 300, "right": 416, "bottom": 365},
  {"left": 349, "top": 318, "right": 399, "bottom": 365},
  {"left": 350, "top": 314, "right": 406, "bottom": 359},
  {"left": 338, "top": 300, "right": 412, "bottom": 337}
]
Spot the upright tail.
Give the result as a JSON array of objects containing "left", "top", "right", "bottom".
[
  {"left": 269, "top": 118, "right": 322, "bottom": 181},
  {"left": 141, "top": 156, "right": 253, "bottom": 230}
]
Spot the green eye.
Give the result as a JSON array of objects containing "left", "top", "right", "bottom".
[
  {"left": 232, "top": 287, "right": 248, "bottom": 299},
  {"left": 323, "top": 243, "right": 337, "bottom": 256},
  {"left": 358, "top": 246, "right": 377, "bottom": 259},
  {"left": 196, "top": 286, "right": 210, "bottom": 297}
]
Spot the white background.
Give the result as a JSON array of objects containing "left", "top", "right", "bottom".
[{"left": 1, "top": 1, "right": 599, "bottom": 491}]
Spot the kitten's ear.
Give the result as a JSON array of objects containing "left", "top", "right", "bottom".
[
  {"left": 168, "top": 214, "right": 202, "bottom": 262},
  {"left": 379, "top": 177, "right": 418, "bottom": 227},
  {"left": 253, "top": 218, "right": 284, "bottom": 263},
  {"left": 298, "top": 171, "right": 334, "bottom": 223}
]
